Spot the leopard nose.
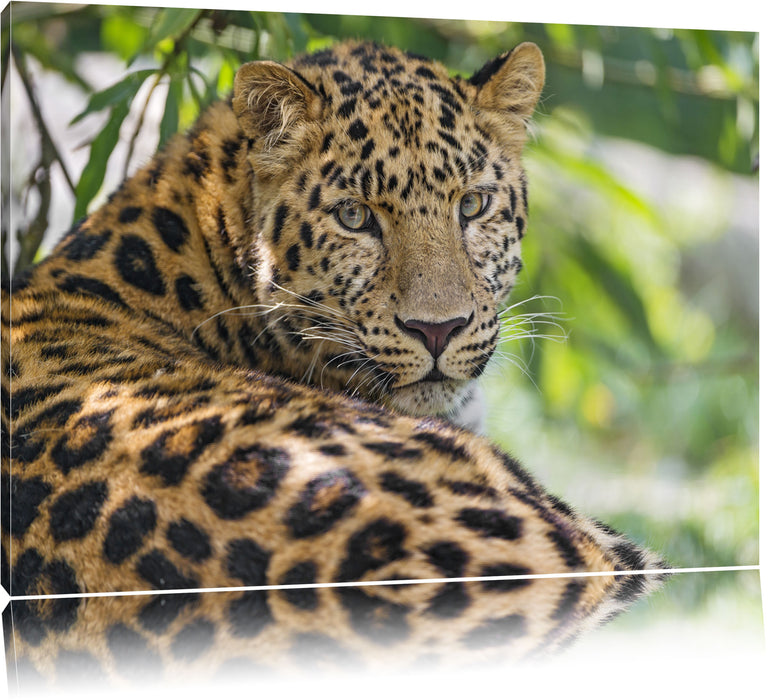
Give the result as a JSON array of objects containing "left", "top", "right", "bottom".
[{"left": 395, "top": 314, "right": 472, "bottom": 359}]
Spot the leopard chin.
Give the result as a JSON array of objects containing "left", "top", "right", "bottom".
[{"left": 385, "top": 378, "right": 484, "bottom": 431}]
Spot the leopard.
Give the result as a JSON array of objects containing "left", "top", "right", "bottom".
[{"left": 1, "top": 41, "right": 668, "bottom": 689}]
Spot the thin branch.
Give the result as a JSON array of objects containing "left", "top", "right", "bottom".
[
  {"left": 121, "top": 70, "right": 165, "bottom": 181},
  {"left": 15, "top": 160, "right": 52, "bottom": 272},
  {"left": 10, "top": 44, "right": 76, "bottom": 195}
]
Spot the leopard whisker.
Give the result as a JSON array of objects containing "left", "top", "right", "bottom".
[
  {"left": 302, "top": 342, "right": 324, "bottom": 384},
  {"left": 375, "top": 371, "right": 395, "bottom": 402},
  {"left": 316, "top": 349, "right": 365, "bottom": 389},
  {"left": 336, "top": 355, "right": 372, "bottom": 373},
  {"left": 320, "top": 349, "right": 365, "bottom": 376},
  {"left": 370, "top": 370, "right": 395, "bottom": 403},
  {"left": 298, "top": 322, "right": 362, "bottom": 345},
  {"left": 498, "top": 307, "right": 569, "bottom": 346},
  {"left": 192, "top": 302, "right": 281, "bottom": 338},
  {"left": 295, "top": 331, "right": 361, "bottom": 350},
  {"left": 488, "top": 349, "right": 540, "bottom": 392},
  {"left": 500, "top": 312, "right": 567, "bottom": 329},
  {"left": 267, "top": 280, "right": 352, "bottom": 323},
  {"left": 499, "top": 330, "right": 568, "bottom": 344},
  {"left": 251, "top": 309, "right": 296, "bottom": 346},
  {"left": 341, "top": 361, "right": 371, "bottom": 395},
  {"left": 497, "top": 294, "right": 564, "bottom": 318},
  {"left": 350, "top": 362, "right": 385, "bottom": 398}
]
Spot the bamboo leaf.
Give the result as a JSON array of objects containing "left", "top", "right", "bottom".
[
  {"left": 100, "top": 13, "right": 147, "bottom": 62},
  {"left": 8, "top": 28, "right": 90, "bottom": 91},
  {"left": 186, "top": 72, "right": 204, "bottom": 111},
  {"left": 537, "top": 140, "right": 662, "bottom": 231},
  {"left": 141, "top": 8, "right": 202, "bottom": 54},
  {"left": 570, "top": 235, "right": 660, "bottom": 354},
  {"left": 70, "top": 69, "right": 155, "bottom": 125},
  {"left": 158, "top": 78, "right": 182, "bottom": 149},
  {"left": 73, "top": 100, "right": 131, "bottom": 220}
]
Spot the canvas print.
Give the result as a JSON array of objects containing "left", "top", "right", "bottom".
[{"left": 0, "top": 3, "right": 761, "bottom": 695}]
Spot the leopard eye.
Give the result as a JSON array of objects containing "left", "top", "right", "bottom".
[
  {"left": 459, "top": 192, "right": 490, "bottom": 220},
  {"left": 336, "top": 202, "right": 373, "bottom": 231}
]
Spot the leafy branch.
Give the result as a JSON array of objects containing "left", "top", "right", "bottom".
[
  {"left": 71, "top": 8, "right": 211, "bottom": 221},
  {"left": 9, "top": 43, "right": 77, "bottom": 272},
  {"left": 11, "top": 44, "right": 76, "bottom": 194}
]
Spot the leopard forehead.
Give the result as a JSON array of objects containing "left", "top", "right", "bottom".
[
  {"left": 290, "top": 43, "right": 498, "bottom": 186},
  {"left": 294, "top": 42, "right": 476, "bottom": 132}
]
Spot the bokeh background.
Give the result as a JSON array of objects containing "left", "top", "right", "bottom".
[{"left": 1, "top": 4, "right": 761, "bottom": 646}]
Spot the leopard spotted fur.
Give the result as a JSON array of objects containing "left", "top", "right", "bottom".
[{"left": 1, "top": 41, "right": 667, "bottom": 687}]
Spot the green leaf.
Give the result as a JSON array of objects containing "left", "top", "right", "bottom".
[
  {"left": 142, "top": 8, "right": 202, "bottom": 54},
  {"left": 100, "top": 13, "right": 147, "bottom": 61},
  {"left": 284, "top": 13, "right": 311, "bottom": 54},
  {"left": 537, "top": 140, "right": 662, "bottom": 231},
  {"left": 249, "top": 11, "right": 266, "bottom": 52},
  {"left": 188, "top": 65, "right": 218, "bottom": 105},
  {"left": 186, "top": 72, "right": 204, "bottom": 110},
  {"left": 570, "top": 235, "right": 660, "bottom": 354},
  {"left": 216, "top": 59, "right": 236, "bottom": 98},
  {"left": 158, "top": 79, "right": 182, "bottom": 150},
  {"left": 10, "top": 27, "right": 91, "bottom": 91},
  {"left": 70, "top": 69, "right": 155, "bottom": 125},
  {"left": 544, "top": 23, "right": 577, "bottom": 50},
  {"left": 73, "top": 100, "right": 131, "bottom": 220}
]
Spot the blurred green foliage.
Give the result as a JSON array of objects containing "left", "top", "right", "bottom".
[{"left": 1, "top": 5, "right": 759, "bottom": 616}]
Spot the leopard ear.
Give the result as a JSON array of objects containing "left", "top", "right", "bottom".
[
  {"left": 471, "top": 43, "right": 545, "bottom": 126},
  {"left": 233, "top": 61, "right": 322, "bottom": 149}
]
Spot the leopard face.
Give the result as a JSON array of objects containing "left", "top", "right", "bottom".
[{"left": 232, "top": 42, "right": 544, "bottom": 419}]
